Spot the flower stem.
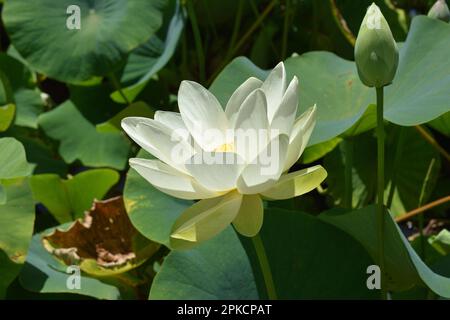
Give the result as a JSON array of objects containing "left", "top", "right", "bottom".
[
  {"left": 344, "top": 138, "right": 353, "bottom": 209},
  {"left": 376, "top": 86, "right": 387, "bottom": 300},
  {"left": 252, "top": 234, "right": 277, "bottom": 300}
]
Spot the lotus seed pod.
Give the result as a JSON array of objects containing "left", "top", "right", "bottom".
[
  {"left": 354, "top": 3, "right": 399, "bottom": 88},
  {"left": 428, "top": 0, "right": 450, "bottom": 23}
]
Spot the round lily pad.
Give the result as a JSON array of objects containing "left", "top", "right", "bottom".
[{"left": 3, "top": 0, "right": 168, "bottom": 82}]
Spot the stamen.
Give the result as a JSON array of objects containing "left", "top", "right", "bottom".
[{"left": 214, "top": 143, "right": 235, "bottom": 152}]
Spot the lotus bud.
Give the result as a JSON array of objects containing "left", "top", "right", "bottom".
[
  {"left": 428, "top": 0, "right": 450, "bottom": 23},
  {"left": 354, "top": 3, "right": 399, "bottom": 88}
]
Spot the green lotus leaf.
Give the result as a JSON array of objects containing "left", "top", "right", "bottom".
[
  {"left": 0, "top": 53, "right": 44, "bottom": 129},
  {"left": 0, "top": 178, "right": 34, "bottom": 298},
  {"left": 0, "top": 137, "right": 34, "bottom": 179},
  {"left": 151, "top": 206, "right": 379, "bottom": 299},
  {"left": 14, "top": 89, "right": 45, "bottom": 129},
  {"left": 38, "top": 101, "right": 130, "bottom": 169},
  {"left": 3, "top": 0, "right": 168, "bottom": 82},
  {"left": 0, "top": 104, "right": 15, "bottom": 132},
  {"left": 30, "top": 169, "right": 120, "bottom": 223},
  {"left": 384, "top": 16, "right": 450, "bottom": 126},
  {"left": 340, "top": 104, "right": 377, "bottom": 138},
  {"left": 429, "top": 229, "right": 450, "bottom": 256},
  {"left": 241, "top": 208, "right": 378, "bottom": 299},
  {"left": 0, "top": 138, "right": 34, "bottom": 296},
  {"left": 6, "top": 45, "right": 33, "bottom": 73},
  {"left": 112, "top": 0, "right": 185, "bottom": 103},
  {"left": 0, "top": 53, "right": 34, "bottom": 92},
  {"left": 320, "top": 205, "right": 450, "bottom": 297},
  {"left": 150, "top": 226, "right": 258, "bottom": 299}
]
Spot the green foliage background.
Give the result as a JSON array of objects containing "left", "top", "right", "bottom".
[{"left": 0, "top": 0, "right": 450, "bottom": 300}]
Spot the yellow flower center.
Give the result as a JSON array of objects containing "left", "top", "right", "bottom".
[{"left": 214, "top": 143, "right": 235, "bottom": 153}]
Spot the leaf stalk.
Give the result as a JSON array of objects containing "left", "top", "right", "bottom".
[{"left": 252, "top": 233, "right": 277, "bottom": 300}]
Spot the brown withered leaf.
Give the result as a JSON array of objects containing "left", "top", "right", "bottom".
[{"left": 43, "top": 196, "right": 159, "bottom": 274}]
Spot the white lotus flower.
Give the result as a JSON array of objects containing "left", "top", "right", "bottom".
[{"left": 122, "top": 62, "right": 327, "bottom": 250}]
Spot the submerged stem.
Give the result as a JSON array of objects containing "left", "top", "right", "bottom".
[
  {"left": 376, "top": 86, "right": 387, "bottom": 300},
  {"left": 252, "top": 234, "right": 277, "bottom": 300}
]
